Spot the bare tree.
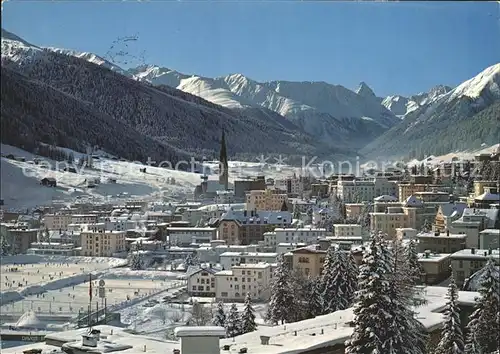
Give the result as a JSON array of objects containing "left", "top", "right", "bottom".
[{"left": 187, "top": 301, "right": 212, "bottom": 326}]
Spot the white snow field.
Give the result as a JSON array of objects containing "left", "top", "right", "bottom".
[{"left": 0, "top": 144, "right": 297, "bottom": 210}]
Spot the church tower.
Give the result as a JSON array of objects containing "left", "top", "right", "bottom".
[{"left": 219, "top": 129, "right": 229, "bottom": 190}]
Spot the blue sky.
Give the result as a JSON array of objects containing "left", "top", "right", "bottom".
[{"left": 2, "top": 1, "right": 499, "bottom": 96}]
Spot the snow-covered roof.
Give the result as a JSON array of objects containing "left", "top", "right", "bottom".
[
  {"left": 374, "top": 195, "right": 398, "bottom": 202},
  {"left": 438, "top": 203, "right": 467, "bottom": 217},
  {"left": 405, "top": 195, "right": 424, "bottom": 207},
  {"left": 175, "top": 326, "right": 226, "bottom": 337},
  {"left": 450, "top": 248, "right": 500, "bottom": 260},
  {"left": 475, "top": 192, "right": 500, "bottom": 201}
]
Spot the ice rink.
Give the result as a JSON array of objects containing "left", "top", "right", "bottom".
[
  {"left": 1, "top": 278, "right": 184, "bottom": 316},
  {"left": 1, "top": 260, "right": 121, "bottom": 293}
]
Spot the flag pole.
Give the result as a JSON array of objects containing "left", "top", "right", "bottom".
[{"left": 88, "top": 273, "right": 92, "bottom": 330}]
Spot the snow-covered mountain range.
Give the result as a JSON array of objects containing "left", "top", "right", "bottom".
[
  {"left": 2, "top": 27, "right": 498, "bottom": 161},
  {"left": 362, "top": 63, "right": 500, "bottom": 159},
  {"left": 42, "top": 47, "right": 403, "bottom": 147}
]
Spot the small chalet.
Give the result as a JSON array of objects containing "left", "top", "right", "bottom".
[{"left": 41, "top": 177, "right": 57, "bottom": 187}]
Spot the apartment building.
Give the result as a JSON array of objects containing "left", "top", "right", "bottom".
[
  {"left": 274, "top": 227, "right": 327, "bottom": 244},
  {"left": 245, "top": 189, "right": 288, "bottom": 212},
  {"left": 395, "top": 228, "right": 418, "bottom": 240},
  {"left": 187, "top": 268, "right": 217, "bottom": 297},
  {"left": 42, "top": 213, "right": 73, "bottom": 230},
  {"left": 71, "top": 214, "right": 99, "bottom": 225},
  {"left": 0, "top": 223, "right": 38, "bottom": 254},
  {"left": 80, "top": 230, "right": 126, "bottom": 257},
  {"left": 398, "top": 183, "right": 446, "bottom": 202},
  {"left": 370, "top": 208, "right": 409, "bottom": 239},
  {"left": 450, "top": 248, "right": 500, "bottom": 287},
  {"left": 374, "top": 177, "right": 398, "bottom": 198},
  {"left": 418, "top": 252, "right": 451, "bottom": 285},
  {"left": 290, "top": 244, "right": 328, "bottom": 278},
  {"left": 275, "top": 176, "right": 305, "bottom": 196},
  {"left": 450, "top": 208, "right": 500, "bottom": 249},
  {"left": 333, "top": 224, "right": 362, "bottom": 237},
  {"left": 233, "top": 176, "right": 266, "bottom": 199},
  {"left": 417, "top": 231, "right": 467, "bottom": 254},
  {"left": 345, "top": 203, "right": 365, "bottom": 220},
  {"left": 219, "top": 251, "right": 277, "bottom": 270},
  {"left": 167, "top": 227, "right": 217, "bottom": 246},
  {"left": 337, "top": 179, "right": 376, "bottom": 203},
  {"left": 479, "top": 229, "right": 500, "bottom": 249},
  {"left": 413, "top": 191, "right": 450, "bottom": 203},
  {"left": 216, "top": 209, "right": 292, "bottom": 245},
  {"left": 215, "top": 263, "right": 272, "bottom": 302}
]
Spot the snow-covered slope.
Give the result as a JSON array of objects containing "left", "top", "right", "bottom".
[
  {"left": 46, "top": 47, "right": 126, "bottom": 75},
  {"left": 2, "top": 29, "right": 337, "bottom": 161},
  {"left": 0, "top": 144, "right": 299, "bottom": 210},
  {"left": 362, "top": 63, "right": 500, "bottom": 159}
]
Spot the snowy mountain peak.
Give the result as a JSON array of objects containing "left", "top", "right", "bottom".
[
  {"left": 448, "top": 63, "right": 500, "bottom": 102},
  {"left": 356, "top": 81, "right": 377, "bottom": 98}
]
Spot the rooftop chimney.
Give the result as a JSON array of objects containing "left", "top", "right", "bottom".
[
  {"left": 174, "top": 326, "right": 225, "bottom": 354},
  {"left": 81, "top": 334, "right": 98, "bottom": 348},
  {"left": 471, "top": 248, "right": 475, "bottom": 254},
  {"left": 446, "top": 230, "right": 450, "bottom": 236}
]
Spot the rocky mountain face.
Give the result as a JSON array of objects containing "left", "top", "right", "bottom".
[
  {"left": 2, "top": 30, "right": 345, "bottom": 164},
  {"left": 362, "top": 63, "right": 500, "bottom": 159}
]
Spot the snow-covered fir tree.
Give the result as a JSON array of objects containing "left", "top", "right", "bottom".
[
  {"left": 388, "top": 238, "right": 428, "bottom": 354},
  {"left": 0, "top": 236, "right": 10, "bottom": 256},
  {"left": 266, "top": 253, "right": 295, "bottom": 325},
  {"left": 464, "top": 260, "right": 500, "bottom": 354},
  {"left": 225, "top": 303, "right": 242, "bottom": 338},
  {"left": 306, "top": 276, "right": 323, "bottom": 318},
  {"left": 128, "top": 252, "right": 144, "bottom": 270},
  {"left": 434, "top": 276, "right": 464, "bottom": 354},
  {"left": 212, "top": 301, "right": 226, "bottom": 327},
  {"left": 320, "top": 244, "right": 358, "bottom": 314},
  {"left": 405, "top": 239, "right": 424, "bottom": 285},
  {"left": 345, "top": 231, "right": 416, "bottom": 354},
  {"left": 240, "top": 293, "right": 257, "bottom": 334}
]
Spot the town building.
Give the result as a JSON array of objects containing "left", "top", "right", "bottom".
[
  {"left": 216, "top": 209, "right": 292, "bottom": 245},
  {"left": 215, "top": 263, "right": 272, "bottom": 302},
  {"left": 450, "top": 248, "right": 500, "bottom": 287},
  {"left": 166, "top": 227, "right": 217, "bottom": 246},
  {"left": 418, "top": 251, "right": 452, "bottom": 285},
  {"left": 245, "top": 189, "right": 289, "bottom": 212},
  {"left": 80, "top": 230, "right": 126, "bottom": 257},
  {"left": 187, "top": 268, "right": 217, "bottom": 297},
  {"left": 274, "top": 227, "right": 327, "bottom": 244},
  {"left": 416, "top": 231, "right": 467, "bottom": 254},
  {"left": 219, "top": 251, "right": 277, "bottom": 270},
  {"left": 434, "top": 203, "right": 467, "bottom": 232}
]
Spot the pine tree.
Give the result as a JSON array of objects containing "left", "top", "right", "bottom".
[
  {"left": 345, "top": 232, "right": 405, "bottom": 354},
  {"left": 321, "top": 245, "right": 358, "bottom": 314},
  {"left": 212, "top": 301, "right": 226, "bottom": 327},
  {"left": 240, "top": 293, "right": 257, "bottom": 334},
  {"left": 388, "top": 239, "right": 428, "bottom": 354},
  {"left": 464, "top": 260, "right": 500, "bottom": 354},
  {"left": 225, "top": 303, "right": 241, "bottom": 338},
  {"left": 266, "top": 253, "right": 295, "bottom": 325},
  {"left": 306, "top": 277, "right": 323, "bottom": 318},
  {"left": 406, "top": 239, "right": 424, "bottom": 285},
  {"left": 0, "top": 236, "right": 10, "bottom": 256},
  {"left": 434, "top": 276, "right": 464, "bottom": 354},
  {"left": 129, "top": 252, "right": 144, "bottom": 270}
]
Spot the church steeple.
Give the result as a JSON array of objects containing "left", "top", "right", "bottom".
[{"left": 219, "top": 129, "right": 229, "bottom": 191}]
